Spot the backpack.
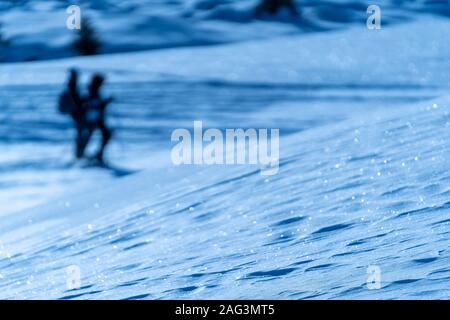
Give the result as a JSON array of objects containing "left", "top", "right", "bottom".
[{"left": 59, "top": 91, "right": 77, "bottom": 114}]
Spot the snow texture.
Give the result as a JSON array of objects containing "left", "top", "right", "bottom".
[{"left": 0, "top": 1, "right": 450, "bottom": 299}]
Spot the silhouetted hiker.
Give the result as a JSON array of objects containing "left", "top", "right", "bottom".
[
  {"left": 255, "top": 0, "right": 299, "bottom": 17},
  {"left": 78, "top": 73, "right": 113, "bottom": 164},
  {"left": 59, "top": 69, "right": 87, "bottom": 159}
]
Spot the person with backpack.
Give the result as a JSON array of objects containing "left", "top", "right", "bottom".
[
  {"left": 78, "top": 73, "right": 113, "bottom": 165},
  {"left": 59, "top": 69, "right": 87, "bottom": 159}
]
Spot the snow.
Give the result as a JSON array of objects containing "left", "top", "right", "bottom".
[
  {"left": 0, "top": 0, "right": 446, "bottom": 62},
  {"left": 2, "top": 95, "right": 450, "bottom": 299},
  {"left": 1, "top": 2, "right": 450, "bottom": 299},
  {"left": 0, "top": 0, "right": 300, "bottom": 61},
  {"left": 3, "top": 15, "right": 450, "bottom": 88}
]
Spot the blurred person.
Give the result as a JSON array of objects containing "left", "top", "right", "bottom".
[
  {"left": 59, "top": 68, "right": 87, "bottom": 159},
  {"left": 78, "top": 73, "right": 113, "bottom": 165}
]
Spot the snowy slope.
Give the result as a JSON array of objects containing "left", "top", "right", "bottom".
[
  {"left": 1, "top": 96, "right": 450, "bottom": 299},
  {"left": 1, "top": 16, "right": 449, "bottom": 217},
  {"left": 0, "top": 0, "right": 448, "bottom": 62},
  {"left": 0, "top": 15, "right": 450, "bottom": 299},
  {"left": 3, "top": 15, "right": 450, "bottom": 87}
]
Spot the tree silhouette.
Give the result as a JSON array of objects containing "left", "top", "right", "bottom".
[
  {"left": 0, "top": 22, "right": 9, "bottom": 62},
  {"left": 72, "top": 17, "right": 101, "bottom": 56},
  {"left": 255, "top": 0, "right": 299, "bottom": 16},
  {"left": 0, "top": 22, "right": 8, "bottom": 46}
]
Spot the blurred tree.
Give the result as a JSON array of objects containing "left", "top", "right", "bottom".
[
  {"left": 0, "top": 22, "right": 8, "bottom": 46},
  {"left": 72, "top": 17, "right": 101, "bottom": 56},
  {"left": 255, "top": 0, "right": 299, "bottom": 16},
  {"left": 0, "top": 22, "right": 9, "bottom": 62}
]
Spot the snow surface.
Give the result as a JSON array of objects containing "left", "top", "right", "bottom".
[
  {"left": 1, "top": 8, "right": 450, "bottom": 299},
  {"left": 0, "top": 0, "right": 447, "bottom": 62},
  {"left": 2, "top": 96, "right": 450, "bottom": 299},
  {"left": 1, "top": 16, "right": 448, "bottom": 216}
]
